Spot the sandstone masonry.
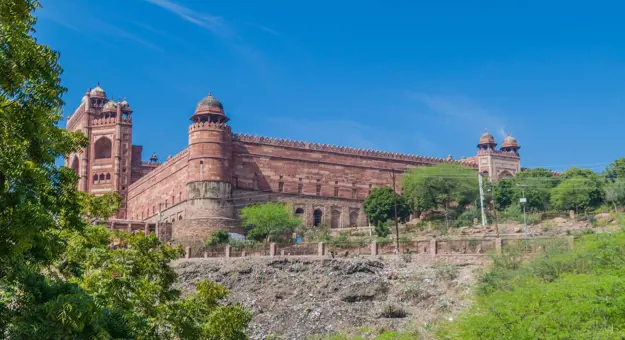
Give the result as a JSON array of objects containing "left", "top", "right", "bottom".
[{"left": 65, "top": 84, "right": 522, "bottom": 243}]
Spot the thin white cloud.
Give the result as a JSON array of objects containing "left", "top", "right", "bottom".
[
  {"left": 144, "top": 0, "right": 234, "bottom": 38},
  {"left": 245, "top": 22, "right": 280, "bottom": 36},
  {"left": 39, "top": 7, "right": 160, "bottom": 51},
  {"left": 262, "top": 117, "right": 440, "bottom": 157},
  {"left": 409, "top": 92, "right": 506, "bottom": 137}
]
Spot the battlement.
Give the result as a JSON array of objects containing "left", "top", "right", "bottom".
[
  {"left": 477, "top": 149, "right": 520, "bottom": 158},
  {"left": 233, "top": 133, "right": 477, "bottom": 167},
  {"left": 188, "top": 121, "right": 231, "bottom": 132},
  {"left": 91, "top": 117, "right": 117, "bottom": 126}
]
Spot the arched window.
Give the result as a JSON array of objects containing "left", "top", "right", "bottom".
[
  {"left": 94, "top": 137, "right": 112, "bottom": 159},
  {"left": 295, "top": 207, "right": 304, "bottom": 215},
  {"left": 331, "top": 209, "right": 341, "bottom": 229},
  {"left": 93, "top": 174, "right": 98, "bottom": 184},
  {"left": 313, "top": 209, "right": 323, "bottom": 226},
  {"left": 71, "top": 156, "right": 80, "bottom": 175},
  {"left": 178, "top": 215, "right": 183, "bottom": 220},
  {"left": 349, "top": 211, "right": 359, "bottom": 227},
  {"left": 99, "top": 174, "right": 105, "bottom": 182},
  {"left": 105, "top": 173, "right": 111, "bottom": 183}
]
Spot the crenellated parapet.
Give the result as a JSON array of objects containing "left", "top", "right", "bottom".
[
  {"left": 91, "top": 117, "right": 117, "bottom": 126},
  {"left": 232, "top": 133, "right": 477, "bottom": 167},
  {"left": 477, "top": 149, "right": 520, "bottom": 159},
  {"left": 188, "top": 121, "right": 231, "bottom": 132}
]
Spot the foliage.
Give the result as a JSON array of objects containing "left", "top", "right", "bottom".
[
  {"left": 206, "top": 229, "right": 230, "bottom": 246},
  {"left": 494, "top": 169, "right": 554, "bottom": 212},
  {"left": 59, "top": 226, "right": 251, "bottom": 339},
  {"left": 81, "top": 192, "right": 122, "bottom": 221},
  {"left": 374, "top": 220, "right": 390, "bottom": 238},
  {"left": 551, "top": 175, "right": 604, "bottom": 213},
  {"left": 604, "top": 180, "right": 625, "bottom": 210},
  {"left": 363, "top": 186, "right": 411, "bottom": 227},
  {"left": 0, "top": 1, "right": 91, "bottom": 336},
  {"left": 604, "top": 158, "right": 625, "bottom": 179},
  {"left": 0, "top": 2, "right": 251, "bottom": 337},
  {"left": 439, "top": 230, "right": 625, "bottom": 339},
  {"left": 241, "top": 202, "right": 302, "bottom": 242},
  {"left": 402, "top": 164, "right": 478, "bottom": 226}
]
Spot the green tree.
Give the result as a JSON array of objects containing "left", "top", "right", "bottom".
[
  {"left": 402, "top": 163, "right": 478, "bottom": 227},
  {"left": 551, "top": 176, "right": 604, "bottom": 213},
  {"left": 59, "top": 226, "right": 251, "bottom": 339},
  {"left": 81, "top": 192, "right": 122, "bottom": 222},
  {"left": 0, "top": 2, "right": 252, "bottom": 337},
  {"left": 363, "top": 186, "right": 411, "bottom": 237},
  {"left": 241, "top": 202, "right": 301, "bottom": 242},
  {"left": 206, "top": 229, "right": 230, "bottom": 246},
  {"left": 604, "top": 181, "right": 625, "bottom": 211},
  {"left": 492, "top": 178, "right": 515, "bottom": 210},
  {"left": 0, "top": 1, "right": 91, "bottom": 336},
  {"left": 604, "top": 158, "right": 625, "bottom": 179}
]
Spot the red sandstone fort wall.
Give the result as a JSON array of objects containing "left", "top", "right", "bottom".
[
  {"left": 126, "top": 149, "right": 189, "bottom": 221},
  {"left": 231, "top": 137, "right": 468, "bottom": 198}
]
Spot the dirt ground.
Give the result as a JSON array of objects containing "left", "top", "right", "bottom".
[{"left": 173, "top": 256, "right": 479, "bottom": 339}]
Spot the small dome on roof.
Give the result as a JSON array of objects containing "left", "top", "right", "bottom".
[
  {"left": 90, "top": 83, "right": 106, "bottom": 98},
  {"left": 191, "top": 92, "right": 229, "bottom": 122},
  {"left": 501, "top": 133, "right": 520, "bottom": 149},
  {"left": 103, "top": 99, "right": 117, "bottom": 110},
  {"left": 195, "top": 93, "right": 224, "bottom": 113},
  {"left": 478, "top": 130, "right": 496, "bottom": 146},
  {"left": 119, "top": 97, "right": 132, "bottom": 112}
]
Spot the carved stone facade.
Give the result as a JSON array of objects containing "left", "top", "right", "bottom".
[{"left": 65, "top": 85, "right": 522, "bottom": 243}]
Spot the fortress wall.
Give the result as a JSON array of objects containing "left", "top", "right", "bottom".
[
  {"left": 126, "top": 149, "right": 189, "bottom": 221},
  {"left": 231, "top": 140, "right": 448, "bottom": 199}
]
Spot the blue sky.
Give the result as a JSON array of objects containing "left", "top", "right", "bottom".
[{"left": 38, "top": 0, "right": 625, "bottom": 172}]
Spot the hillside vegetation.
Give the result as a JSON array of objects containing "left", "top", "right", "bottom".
[{"left": 438, "top": 226, "right": 625, "bottom": 339}]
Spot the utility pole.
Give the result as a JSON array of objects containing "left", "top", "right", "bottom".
[
  {"left": 518, "top": 184, "right": 528, "bottom": 238},
  {"left": 487, "top": 184, "right": 500, "bottom": 237},
  {"left": 392, "top": 169, "right": 400, "bottom": 255},
  {"left": 478, "top": 173, "right": 487, "bottom": 226}
]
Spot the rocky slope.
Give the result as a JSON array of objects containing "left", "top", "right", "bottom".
[{"left": 173, "top": 256, "right": 479, "bottom": 339}]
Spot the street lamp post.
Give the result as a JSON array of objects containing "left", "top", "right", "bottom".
[{"left": 518, "top": 184, "right": 528, "bottom": 238}]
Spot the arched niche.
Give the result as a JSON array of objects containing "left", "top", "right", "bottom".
[{"left": 94, "top": 137, "right": 112, "bottom": 159}]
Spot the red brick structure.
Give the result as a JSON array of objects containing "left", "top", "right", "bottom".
[{"left": 65, "top": 84, "right": 522, "bottom": 243}]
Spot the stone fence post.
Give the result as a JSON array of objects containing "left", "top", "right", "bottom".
[
  {"left": 269, "top": 243, "right": 277, "bottom": 257},
  {"left": 184, "top": 246, "right": 191, "bottom": 259},
  {"left": 495, "top": 238, "right": 502, "bottom": 254},
  {"left": 225, "top": 245, "right": 231, "bottom": 258},
  {"left": 429, "top": 239, "right": 437, "bottom": 259},
  {"left": 318, "top": 242, "right": 326, "bottom": 256},
  {"left": 370, "top": 241, "right": 378, "bottom": 256},
  {"left": 567, "top": 236, "right": 574, "bottom": 250},
  {"left": 143, "top": 223, "right": 149, "bottom": 236}
]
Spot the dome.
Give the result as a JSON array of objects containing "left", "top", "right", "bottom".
[
  {"left": 119, "top": 98, "right": 132, "bottom": 113},
  {"left": 195, "top": 93, "right": 224, "bottom": 113},
  {"left": 103, "top": 99, "right": 117, "bottom": 111},
  {"left": 90, "top": 84, "right": 106, "bottom": 98},
  {"left": 192, "top": 92, "right": 229, "bottom": 122},
  {"left": 478, "top": 130, "right": 496, "bottom": 146},
  {"left": 501, "top": 134, "right": 520, "bottom": 149}
]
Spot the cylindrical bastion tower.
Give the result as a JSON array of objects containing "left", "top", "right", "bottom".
[{"left": 177, "top": 93, "right": 239, "bottom": 241}]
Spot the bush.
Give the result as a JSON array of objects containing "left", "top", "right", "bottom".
[
  {"left": 435, "top": 264, "right": 459, "bottom": 281},
  {"left": 205, "top": 229, "right": 230, "bottom": 246},
  {"left": 439, "top": 231, "right": 625, "bottom": 339}
]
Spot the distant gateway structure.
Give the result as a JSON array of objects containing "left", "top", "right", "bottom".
[{"left": 64, "top": 84, "right": 521, "bottom": 242}]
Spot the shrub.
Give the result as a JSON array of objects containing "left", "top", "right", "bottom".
[
  {"left": 379, "top": 304, "right": 407, "bottom": 318},
  {"left": 439, "top": 231, "right": 625, "bottom": 339},
  {"left": 435, "top": 264, "right": 459, "bottom": 281}
]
